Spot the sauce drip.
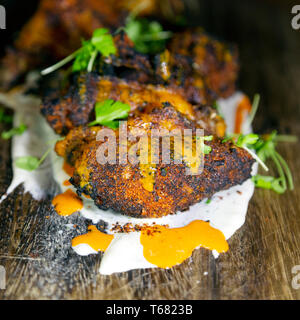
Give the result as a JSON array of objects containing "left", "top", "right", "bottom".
[
  {"left": 140, "top": 220, "right": 228, "bottom": 268},
  {"left": 63, "top": 180, "right": 71, "bottom": 186},
  {"left": 234, "top": 95, "right": 252, "bottom": 134},
  {"left": 63, "top": 161, "right": 75, "bottom": 176},
  {"left": 52, "top": 189, "right": 83, "bottom": 216},
  {"left": 140, "top": 163, "right": 156, "bottom": 192},
  {"left": 72, "top": 226, "right": 114, "bottom": 252}
]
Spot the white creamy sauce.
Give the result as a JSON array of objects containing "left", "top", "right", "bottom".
[
  {"left": 98, "top": 233, "right": 156, "bottom": 275},
  {"left": 0, "top": 90, "right": 54, "bottom": 201},
  {"left": 218, "top": 92, "right": 243, "bottom": 133},
  {"left": 72, "top": 243, "right": 98, "bottom": 256},
  {"left": 0, "top": 90, "right": 257, "bottom": 275}
]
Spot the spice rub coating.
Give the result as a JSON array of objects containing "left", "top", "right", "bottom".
[
  {"left": 40, "top": 28, "right": 237, "bottom": 134},
  {"left": 161, "top": 28, "right": 239, "bottom": 104},
  {"left": 55, "top": 103, "right": 254, "bottom": 218},
  {"left": 0, "top": 0, "right": 170, "bottom": 90},
  {"left": 41, "top": 73, "right": 226, "bottom": 137}
]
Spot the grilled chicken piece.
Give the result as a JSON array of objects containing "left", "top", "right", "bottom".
[
  {"left": 41, "top": 73, "right": 226, "bottom": 137},
  {"left": 1, "top": 0, "right": 238, "bottom": 98},
  {"left": 40, "top": 27, "right": 237, "bottom": 133},
  {"left": 0, "top": 0, "right": 182, "bottom": 91},
  {"left": 55, "top": 103, "right": 254, "bottom": 218},
  {"left": 156, "top": 28, "right": 239, "bottom": 104},
  {"left": 111, "top": 29, "right": 238, "bottom": 106}
]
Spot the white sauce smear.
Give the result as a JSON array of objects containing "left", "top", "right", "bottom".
[{"left": 0, "top": 90, "right": 257, "bottom": 275}]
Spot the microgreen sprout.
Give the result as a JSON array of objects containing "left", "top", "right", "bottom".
[
  {"left": 15, "top": 147, "right": 52, "bottom": 171},
  {"left": 41, "top": 28, "right": 116, "bottom": 75},
  {"left": 1, "top": 123, "right": 27, "bottom": 140}
]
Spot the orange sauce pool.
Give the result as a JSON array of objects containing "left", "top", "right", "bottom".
[
  {"left": 72, "top": 226, "right": 114, "bottom": 252},
  {"left": 140, "top": 220, "right": 228, "bottom": 268},
  {"left": 234, "top": 95, "right": 252, "bottom": 134},
  {"left": 52, "top": 189, "right": 83, "bottom": 216}
]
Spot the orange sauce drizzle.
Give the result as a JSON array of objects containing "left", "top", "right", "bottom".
[
  {"left": 52, "top": 189, "right": 83, "bottom": 216},
  {"left": 140, "top": 220, "right": 228, "bottom": 268},
  {"left": 72, "top": 226, "right": 114, "bottom": 252},
  {"left": 234, "top": 95, "right": 252, "bottom": 134}
]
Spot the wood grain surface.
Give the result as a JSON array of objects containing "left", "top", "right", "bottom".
[{"left": 0, "top": 0, "right": 300, "bottom": 300}]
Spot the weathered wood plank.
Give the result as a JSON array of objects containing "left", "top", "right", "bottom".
[{"left": 0, "top": 0, "right": 300, "bottom": 300}]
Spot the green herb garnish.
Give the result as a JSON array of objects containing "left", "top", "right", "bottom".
[
  {"left": 197, "top": 135, "right": 213, "bottom": 154},
  {"left": 221, "top": 92, "right": 296, "bottom": 194},
  {"left": 1, "top": 123, "right": 27, "bottom": 140},
  {"left": 41, "top": 28, "right": 116, "bottom": 75},
  {"left": 251, "top": 131, "right": 295, "bottom": 193},
  {"left": 245, "top": 94, "right": 260, "bottom": 127},
  {"left": 212, "top": 101, "right": 224, "bottom": 119},
  {"left": 224, "top": 131, "right": 296, "bottom": 194},
  {"left": 89, "top": 99, "right": 130, "bottom": 129},
  {"left": 0, "top": 107, "right": 13, "bottom": 124},
  {"left": 203, "top": 135, "right": 213, "bottom": 154},
  {"left": 252, "top": 175, "right": 286, "bottom": 194},
  {"left": 234, "top": 133, "right": 269, "bottom": 171},
  {"left": 204, "top": 145, "right": 212, "bottom": 154},
  {"left": 15, "top": 147, "right": 52, "bottom": 171},
  {"left": 124, "top": 16, "right": 172, "bottom": 54}
]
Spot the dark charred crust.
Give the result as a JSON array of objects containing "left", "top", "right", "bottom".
[
  {"left": 163, "top": 28, "right": 239, "bottom": 104},
  {"left": 39, "top": 27, "right": 237, "bottom": 135},
  {"left": 57, "top": 103, "right": 254, "bottom": 218},
  {"left": 0, "top": 0, "right": 254, "bottom": 222},
  {"left": 41, "top": 73, "right": 226, "bottom": 136}
]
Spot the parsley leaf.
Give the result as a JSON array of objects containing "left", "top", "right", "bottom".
[
  {"left": 41, "top": 28, "right": 116, "bottom": 75},
  {"left": 124, "top": 16, "right": 172, "bottom": 54},
  {"left": 15, "top": 156, "right": 41, "bottom": 171},
  {"left": 72, "top": 40, "right": 95, "bottom": 73},
  {"left": 91, "top": 28, "right": 117, "bottom": 57},
  {"left": 89, "top": 99, "right": 131, "bottom": 129},
  {"left": 1, "top": 123, "right": 27, "bottom": 140},
  {"left": 235, "top": 133, "right": 259, "bottom": 148},
  {"left": 15, "top": 148, "right": 51, "bottom": 171}
]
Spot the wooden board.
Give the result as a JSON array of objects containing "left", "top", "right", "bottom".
[{"left": 1, "top": 0, "right": 300, "bottom": 300}]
